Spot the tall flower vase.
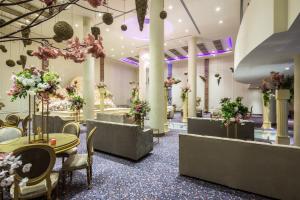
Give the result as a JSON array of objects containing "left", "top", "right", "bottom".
[
  {"left": 275, "top": 89, "right": 290, "bottom": 145},
  {"left": 99, "top": 87, "right": 105, "bottom": 112},
  {"left": 262, "top": 95, "right": 272, "bottom": 129},
  {"left": 182, "top": 97, "right": 188, "bottom": 123},
  {"left": 164, "top": 88, "right": 169, "bottom": 132},
  {"left": 135, "top": 114, "right": 144, "bottom": 129}
]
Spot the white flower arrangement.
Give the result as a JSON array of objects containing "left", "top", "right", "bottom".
[{"left": 0, "top": 153, "right": 31, "bottom": 188}]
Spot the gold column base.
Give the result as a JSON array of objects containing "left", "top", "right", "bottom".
[
  {"left": 262, "top": 122, "right": 272, "bottom": 129},
  {"left": 276, "top": 136, "right": 290, "bottom": 145}
]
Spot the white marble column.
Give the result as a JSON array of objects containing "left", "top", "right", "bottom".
[
  {"left": 139, "top": 49, "right": 149, "bottom": 101},
  {"left": 149, "top": 0, "right": 165, "bottom": 133},
  {"left": 276, "top": 89, "right": 290, "bottom": 145},
  {"left": 188, "top": 36, "right": 197, "bottom": 117},
  {"left": 262, "top": 95, "right": 272, "bottom": 129},
  {"left": 83, "top": 17, "right": 95, "bottom": 120},
  {"left": 294, "top": 55, "right": 300, "bottom": 146}
]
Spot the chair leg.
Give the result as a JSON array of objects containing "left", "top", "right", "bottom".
[
  {"left": 69, "top": 171, "right": 73, "bottom": 183},
  {"left": 86, "top": 167, "right": 91, "bottom": 189},
  {"left": 89, "top": 166, "right": 92, "bottom": 182}
]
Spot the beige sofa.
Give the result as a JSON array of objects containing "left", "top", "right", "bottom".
[
  {"left": 179, "top": 134, "right": 300, "bottom": 200},
  {"left": 87, "top": 119, "right": 153, "bottom": 161},
  {"left": 96, "top": 112, "right": 134, "bottom": 124},
  {"left": 188, "top": 117, "right": 254, "bottom": 140}
]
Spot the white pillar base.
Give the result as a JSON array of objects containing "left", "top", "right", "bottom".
[{"left": 276, "top": 136, "right": 290, "bottom": 145}]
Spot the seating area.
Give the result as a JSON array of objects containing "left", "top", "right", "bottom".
[{"left": 0, "top": 0, "right": 300, "bottom": 199}]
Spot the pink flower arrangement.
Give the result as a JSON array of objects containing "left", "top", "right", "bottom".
[
  {"left": 40, "top": 0, "right": 55, "bottom": 6},
  {"left": 164, "top": 77, "right": 181, "bottom": 88},
  {"left": 84, "top": 34, "right": 105, "bottom": 58}
]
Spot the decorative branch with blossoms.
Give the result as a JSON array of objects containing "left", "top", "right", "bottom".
[
  {"left": 31, "top": 34, "right": 105, "bottom": 63},
  {"left": 0, "top": 153, "right": 32, "bottom": 189},
  {"left": 97, "top": 82, "right": 107, "bottom": 89}
]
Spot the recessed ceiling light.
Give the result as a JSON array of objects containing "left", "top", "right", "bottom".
[
  {"left": 75, "top": 24, "right": 79, "bottom": 27},
  {"left": 216, "top": 7, "right": 221, "bottom": 12},
  {"left": 121, "top": 45, "right": 125, "bottom": 49},
  {"left": 66, "top": 5, "right": 71, "bottom": 9},
  {"left": 130, "top": 50, "right": 134, "bottom": 53},
  {"left": 25, "top": 19, "right": 30, "bottom": 24},
  {"left": 105, "top": 28, "right": 110, "bottom": 32},
  {"left": 219, "top": 20, "right": 223, "bottom": 24},
  {"left": 34, "top": 13, "right": 39, "bottom": 17},
  {"left": 185, "top": 29, "right": 189, "bottom": 33},
  {"left": 212, "top": 50, "right": 216, "bottom": 53},
  {"left": 112, "top": 54, "right": 115, "bottom": 57},
  {"left": 120, "top": 36, "right": 124, "bottom": 40},
  {"left": 164, "top": 42, "right": 167, "bottom": 46},
  {"left": 178, "top": 18, "right": 182, "bottom": 23},
  {"left": 285, "top": 67, "right": 290, "bottom": 70},
  {"left": 121, "top": 52, "right": 124, "bottom": 55},
  {"left": 98, "top": 13, "right": 102, "bottom": 17},
  {"left": 226, "top": 48, "right": 230, "bottom": 51},
  {"left": 168, "top": 5, "right": 173, "bottom": 10},
  {"left": 111, "top": 48, "right": 114, "bottom": 51},
  {"left": 131, "top": 43, "right": 135, "bottom": 46}
]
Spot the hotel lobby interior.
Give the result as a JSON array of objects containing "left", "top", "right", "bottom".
[{"left": 0, "top": 0, "right": 299, "bottom": 199}]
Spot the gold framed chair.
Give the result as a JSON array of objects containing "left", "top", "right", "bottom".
[
  {"left": 0, "top": 119, "right": 4, "bottom": 128},
  {"left": 0, "top": 127, "right": 23, "bottom": 143},
  {"left": 62, "top": 127, "right": 97, "bottom": 189},
  {"left": 10, "top": 144, "right": 58, "bottom": 200},
  {"left": 21, "top": 115, "right": 31, "bottom": 136},
  {"left": 62, "top": 122, "right": 80, "bottom": 137},
  {"left": 4, "top": 114, "right": 21, "bottom": 127},
  {"left": 57, "top": 122, "right": 81, "bottom": 163}
]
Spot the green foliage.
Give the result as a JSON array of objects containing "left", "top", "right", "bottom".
[
  {"left": 220, "top": 97, "right": 249, "bottom": 126},
  {"left": 70, "top": 95, "right": 85, "bottom": 111}
]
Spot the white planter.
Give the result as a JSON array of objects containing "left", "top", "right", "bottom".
[
  {"left": 182, "top": 97, "right": 188, "bottom": 123},
  {"left": 262, "top": 95, "right": 271, "bottom": 129}
]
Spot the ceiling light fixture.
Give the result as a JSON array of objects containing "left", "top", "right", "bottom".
[
  {"left": 178, "top": 18, "right": 182, "bottom": 23},
  {"left": 285, "top": 67, "right": 290, "bottom": 70},
  {"left": 75, "top": 24, "right": 79, "bottom": 27},
  {"left": 121, "top": 45, "right": 125, "bottom": 49},
  {"left": 112, "top": 54, "right": 115, "bottom": 57},
  {"left": 164, "top": 42, "right": 167, "bottom": 46},
  {"left": 120, "top": 36, "right": 124, "bottom": 40},
  {"left": 219, "top": 20, "right": 223, "bottom": 24},
  {"left": 131, "top": 50, "right": 134, "bottom": 53},
  {"left": 98, "top": 13, "right": 102, "bottom": 17},
  {"left": 105, "top": 28, "right": 110, "bottom": 32},
  {"left": 111, "top": 48, "right": 114, "bottom": 51},
  {"left": 168, "top": 5, "right": 173, "bottom": 10},
  {"left": 215, "top": 7, "right": 221, "bottom": 12},
  {"left": 185, "top": 29, "right": 189, "bottom": 33}
]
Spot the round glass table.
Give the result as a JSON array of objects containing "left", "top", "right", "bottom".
[{"left": 0, "top": 133, "right": 80, "bottom": 154}]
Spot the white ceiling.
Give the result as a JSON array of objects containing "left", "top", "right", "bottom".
[{"left": 1, "top": 0, "right": 241, "bottom": 61}]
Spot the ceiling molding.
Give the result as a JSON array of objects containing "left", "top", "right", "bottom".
[
  {"left": 197, "top": 43, "right": 209, "bottom": 54},
  {"left": 213, "top": 40, "right": 224, "bottom": 51},
  {"left": 179, "top": 0, "right": 201, "bottom": 35}
]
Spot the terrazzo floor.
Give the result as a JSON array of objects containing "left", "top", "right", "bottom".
[{"left": 58, "top": 126, "right": 271, "bottom": 200}]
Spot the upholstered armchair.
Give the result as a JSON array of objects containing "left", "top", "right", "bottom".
[
  {"left": 0, "top": 127, "right": 22, "bottom": 143},
  {"left": 4, "top": 114, "right": 20, "bottom": 127}
]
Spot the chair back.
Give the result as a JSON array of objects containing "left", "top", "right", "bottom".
[
  {"left": 5, "top": 114, "right": 20, "bottom": 127},
  {"left": 0, "top": 119, "right": 4, "bottom": 128},
  {"left": 62, "top": 122, "right": 80, "bottom": 137},
  {"left": 13, "top": 144, "right": 56, "bottom": 185},
  {"left": 87, "top": 127, "right": 97, "bottom": 159},
  {"left": 21, "top": 115, "right": 31, "bottom": 136},
  {"left": 0, "top": 127, "right": 22, "bottom": 143},
  {"left": 12, "top": 144, "right": 56, "bottom": 198}
]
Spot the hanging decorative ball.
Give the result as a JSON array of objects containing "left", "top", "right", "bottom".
[
  {"left": 0, "top": 45, "right": 7, "bottom": 53},
  {"left": 53, "top": 21, "right": 74, "bottom": 41},
  {"left": 16, "top": 60, "right": 22, "bottom": 65},
  {"left": 160, "top": 11, "right": 167, "bottom": 19},
  {"left": 121, "top": 24, "right": 127, "bottom": 31},
  {"left": 102, "top": 13, "right": 113, "bottom": 25},
  {"left": 53, "top": 35, "right": 63, "bottom": 43},
  {"left": 91, "top": 26, "right": 101, "bottom": 39},
  {"left": 6, "top": 60, "right": 16, "bottom": 67},
  {"left": 26, "top": 50, "right": 33, "bottom": 56},
  {"left": 0, "top": 18, "right": 5, "bottom": 26}
]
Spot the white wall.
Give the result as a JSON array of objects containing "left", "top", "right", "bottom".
[{"left": 167, "top": 54, "right": 262, "bottom": 114}]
